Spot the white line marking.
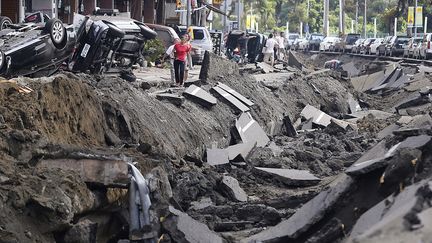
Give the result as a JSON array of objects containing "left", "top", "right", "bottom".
[
  {"left": 191, "top": 87, "right": 200, "bottom": 95},
  {"left": 316, "top": 112, "right": 325, "bottom": 123},
  {"left": 242, "top": 120, "right": 255, "bottom": 133}
]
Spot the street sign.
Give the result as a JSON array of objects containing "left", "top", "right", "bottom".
[
  {"left": 408, "top": 6, "right": 414, "bottom": 27},
  {"left": 415, "top": 6, "right": 423, "bottom": 27}
]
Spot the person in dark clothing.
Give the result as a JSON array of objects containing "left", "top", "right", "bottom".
[{"left": 238, "top": 33, "right": 248, "bottom": 63}]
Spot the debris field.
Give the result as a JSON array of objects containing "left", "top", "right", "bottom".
[{"left": 0, "top": 51, "right": 431, "bottom": 243}]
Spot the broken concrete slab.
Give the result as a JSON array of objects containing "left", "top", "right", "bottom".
[
  {"left": 37, "top": 159, "right": 129, "bottom": 187},
  {"left": 395, "top": 93, "right": 431, "bottom": 111},
  {"left": 348, "top": 180, "right": 431, "bottom": 242},
  {"left": 282, "top": 115, "right": 298, "bottom": 137},
  {"left": 235, "top": 112, "right": 270, "bottom": 148},
  {"left": 227, "top": 142, "right": 256, "bottom": 161},
  {"left": 162, "top": 206, "right": 224, "bottom": 243},
  {"left": 288, "top": 51, "right": 303, "bottom": 70},
  {"left": 347, "top": 93, "right": 362, "bottom": 114},
  {"left": 241, "top": 175, "right": 353, "bottom": 243},
  {"left": 351, "top": 70, "right": 386, "bottom": 92},
  {"left": 300, "top": 105, "right": 353, "bottom": 129},
  {"left": 217, "top": 82, "right": 254, "bottom": 107},
  {"left": 206, "top": 148, "right": 229, "bottom": 166},
  {"left": 156, "top": 93, "right": 185, "bottom": 107},
  {"left": 398, "top": 134, "right": 431, "bottom": 150},
  {"left": 345, "top": 140, "right": 397, "bottom": 176},
  {"left": 257, "top": 62, "right": 275, "bottom": 74},
  {"left": 183, "top": 84, "right": 217, "bottom": 108},
  {"left": 342, "top": 62, "right": 360, "bottom": 77},
  {"left": 211, "top": 86, "right": 250, "bottom": 112},
  {"left": 199, "top": 52, "right": 239, "bottom": 81},
  {"left": 377, "top": 124, "right": 400, "bottom": 140},
  {"left": 254, "top": 167, "right": 320, "bottom": 186},
  {"left": 220, "top": 176, "right": 248, "bottom": 202}
]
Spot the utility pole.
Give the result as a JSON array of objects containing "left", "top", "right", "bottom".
[
  {"left": 307, "top": 0, "right": 310, "bottom": 35},
  {"left": 414, "top": 0, "right": 418, "bottom": 37},
  {"left": 339, "top": 0, "right": 345, "bottom": 35},
  {"left": 323, "top": 0, "right": 329, "bottom": 36},
  {"left": 363, "top": 0, "right": 367, "bottom": 38},
  {"left": 223, "top": 0, "right": 227, "bottom": 32},
  {"left": 237, "top": 0, "right": 241, "bottom": 30},
  {"left": 374, "top": 18, "right": 377, "bottom": 38},
  {"left": 186, "top": 0, "right": 191, "bottom": 28},
  {"left": 355, "top": 0, "right": 358, "bottom": 33}
]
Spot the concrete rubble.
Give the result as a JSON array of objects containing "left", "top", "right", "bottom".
[{"left": 1, "top": 50, "right": 432, "bottom": 243}]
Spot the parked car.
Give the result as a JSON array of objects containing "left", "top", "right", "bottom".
[
  {"left": 369, "top": 38, "right": 383, "bottom": 55},
  {"left": 377, "top": 36, "right": 393, "bottom": 56},
  {"left": 403, "top": 37, "right": 422, "bottom": 58},
  {"left": 351, "top": 39, "right": 364, "bottom": 53},
  {"left": 359, "top": 38, "right": 376, "bottom": 54},
  {"left": 293, "top": 38, "right": 308, "bottom": 51},
  {"left": 0, "top": 16, "right": 75, "bottom": 78},
  {"left": 418, "top": 33, "right": 432, "bottom": 59},
  {"left": 145, "top": 23, "right": 179, "bottom": 48},
  {"left": 319, "top": 37, "right": 339, "bottom": 52},
  {"left": 329, "top": 38, "right": 342, "bottom": 52},
  {"left": 286, "top": 33, "right": 299, "bottom": 49},
  {"left": 341, "top": 33, "right": 361, "bottom": 52},
  {"left": 178, "top": 26, "right": 213, "bottom": 64},
  {"left": 307, "top": 33, "right": 324, "bottom": 51},
  {"left": 386, "top": 35, "right": 409, "bottom": 56}
]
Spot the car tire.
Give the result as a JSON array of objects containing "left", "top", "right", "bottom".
[
  {"left": 44, "top": 18, "right": 67, "bottom": 49},
  {"left": 101, "top": 20, "right": 125, "bottom": 39},
  {"left": 0, "top": 16, "right": 12, "bottom": 30}
]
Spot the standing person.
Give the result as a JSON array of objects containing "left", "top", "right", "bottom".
[
  {"left": 262, "top": 34, "right": 278, "bottom": 66},
  {"left": 183, "top": 34, "right": 193, "bottom": 83},
  {"left": 173, "top": 34, "right": 192, "bottom": 86},
  {"left": 161, "top": 38, "right": 180, "bottom": 85},
  {"left": 275, "top": 32, "right": 286, "bottom": 61}
]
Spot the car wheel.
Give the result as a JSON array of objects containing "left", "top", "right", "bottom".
[
  {"left": 45, "top": 18, "right": 67, "bottom": 49},
  {"left": 101, "top": 20, "right": 125, "bottom": 39},
  {"left": 0, "top": 16, "right": 12, "bottom": 30}
]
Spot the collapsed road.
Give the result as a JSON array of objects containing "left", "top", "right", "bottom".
[{"left": 0, "top": 50, "right": 431, "bottom": 243}]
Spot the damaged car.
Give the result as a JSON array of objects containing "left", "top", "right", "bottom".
[
  {"left": 225, "top": 30, "right": 266, "bottom": 63},
  {"left": 0, "top": 15, "right": 75, "bottom": 78}
]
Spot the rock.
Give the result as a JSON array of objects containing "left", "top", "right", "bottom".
[
  {"left": 137, "top": 142, "right": 152, "bottom": 154},
  {"left": 242, "top": 175, "right": 353, "bottom": 243},
  {"left": 282, "top": 115, "right": 297, "bottom": 137},
  {"left": 199, "top": 51, "right": 239, "bottom": 81},
  {"left": 254, "top": 167, "right": 321, "bottom": 186},
  {"left": 220, "top": 176, "right": 248, "bottom": 202},
  {"left": 104, "top": 128, "right": 122, "bottom": 146},
  {"left": 63, "top": 219, "right": 97, "bottom": 243},
  {"left": 288, "top": 51, "right": 303, "bottom": 70},
  {"left": 140, "top": 81, "right": 151, "bottom": 90},
  {"left": 397, "top": 116, "right": 414, "bottom": 125},
  {"left": 0, "top": 175, "right": 10, "bottom": 184},
  {"left": 304, "top": 218, "right": 344, "bottom": 243},
  {"left": 162, "top": 206, "right": 223, "bottom": 243},
  {"left": 236, "top": 204, "right": 281, "bottom": 225},
  {"left": 9, "top": 130, "right": 25, "bottom": 142}
]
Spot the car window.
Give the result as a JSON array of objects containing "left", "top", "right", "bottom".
[
  {"left": 155, "top": 30, "right": 172, "bottom": 45},
  {"left": 193, "top": 29, "right": 205, "bottom": 40}
]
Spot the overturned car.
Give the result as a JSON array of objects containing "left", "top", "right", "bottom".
[
  {"left": 225, "top": 30, "right": 266, "bottom": 63},
  {"left": 0, "top": 11, "right": 157, "bottom": 80},
  {"left": 0, "top": 16, "right": 74, "bottom": 78}
]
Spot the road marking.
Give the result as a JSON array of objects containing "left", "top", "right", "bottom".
[
  {"left": 242, "top": 120, "right": 255, "bottom": 133},
  {"left": 222, "top": 93, "right": 230, "bottom": 97},
  {"left": 191, "top": 87, "right": 200, "bottom": 95},
  {"left": 315, "top": 112, "right": 325, "bottom": 123}
]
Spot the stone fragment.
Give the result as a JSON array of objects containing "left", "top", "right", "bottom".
[
  {"left": 227, "top": 142, "right": 256, "bottom": 161},
  {"left": 206, "top": 148, "right": 229, "bottom": 166},
  {"left": 63, "top": 219, "right": 97, "bottom": 243},
  {"left": 211, "top": 86, "right": 250, "bottom": 112},
  {"left": 220, "top": 176, "right": 248, "bottom": 202},
  {"left": 162, "top": 206, "right": 224, "bottom": 243},
  {"left": 235, "top": 112, "right": 270, "bottom": 147},
  {"left": 156, "top": 93, "right": 185, "bottom": 107},
  {"left": 217, "top": 82, "right": 254, "bottom": 107},
  {"left": 183, "top": 84, "right": 217, "bottom": 108}
]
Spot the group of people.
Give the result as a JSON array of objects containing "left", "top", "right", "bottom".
[
  {"left": 161, "top": 34, "right": 192, "bottom": 87},
  {"left": 262, "top": 32, "right": 287, "bottom": 66}
]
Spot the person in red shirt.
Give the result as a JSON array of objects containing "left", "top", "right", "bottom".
[{"left": 174, "top": 34, "right": 192, "bottom": 86}]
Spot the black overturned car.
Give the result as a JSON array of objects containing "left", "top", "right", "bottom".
[
  {"left": 0, "top": 10, "right": 157, "bottom": 80},
  {"left": 0, "top": 15, "right": 75, "bottom": 78},
  {"left": 225, "top": 30, "right": 266, "bottom": 63}
]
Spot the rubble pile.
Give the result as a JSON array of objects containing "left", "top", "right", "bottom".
[{"left": 0, "top": 51, "right": 432, "bottom": 242}]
